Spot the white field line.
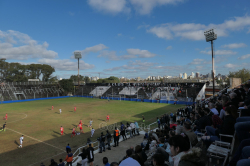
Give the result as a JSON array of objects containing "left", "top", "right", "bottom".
[{"left": 6, "top": 127, "right": 65, "bottom": 152}]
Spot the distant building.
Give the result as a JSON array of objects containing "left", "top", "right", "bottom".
[
  {"left": 183, "top": 73, "right": 187, "bottom": 79},
  {"left": 191, "top": 72, "right": 195, "bottom": 78},
  {"left": 196, "top": 72, "right": 200, "bottom": 78},
  {"left": 91, "top": 77, "right": 99, "bottom": 81},
  {"left": 179, "top": 73, "right": 183, "bottom": 78}
]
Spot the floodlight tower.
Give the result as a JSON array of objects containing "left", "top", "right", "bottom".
[
  {"left": 74, "top": 52, "right": 82, "bottom": 87},
  {"left": 204, "top": 29, "right": 217, "bottom": 96}
]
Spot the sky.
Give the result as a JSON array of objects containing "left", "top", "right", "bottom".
[{"left": 0, "top": 0, "right": 250, "bottom": 79}]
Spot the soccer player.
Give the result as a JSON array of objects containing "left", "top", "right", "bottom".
[
  {"left": 59, "top": 109, "right": 62, "bottom": 114},
  {"left": 71, "top": 128, "right": 76, "bottom": 138},
  {"left": 78, "top": 123, "right": 84, "bottom": 133},
  {"left": 79, "top": 119, "right": 83, "bottom": 126},
  {"left": 18, "top": 135, "right": 24, "bottom": 148},
  {"left": 142, "top": 115, "right": 145, "bottom": 123},
  {"left": 106, "top": 114, "right": 110, "bottom": 122},
  {"left": 52, "top": 105, "right": 54, "bottom": 111},
  {"left": 0, "top": 122, "right": 6, "bottom": 132},
  {"left": 60, "top": 126, "right": 64, "bottom": 135},
  {"left": 74, "top": 106, "right": 76, "bottom": 113},
  {"left": 3, "top": 113, "right": 7, "bottom": 120},
  {"left": 91, "top": 128, "right": 95, "bottom": 137},
  {"left": 88, "top": 119, "right": 93, "bottom": 129}
]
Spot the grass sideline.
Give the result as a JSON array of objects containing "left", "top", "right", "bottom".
[{"left": 0, "top": 97, "right": 183, "bottom": 166}]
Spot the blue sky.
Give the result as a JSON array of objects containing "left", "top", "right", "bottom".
[{"left": 0, "top": 0, "right": 250, "bottom": 79}]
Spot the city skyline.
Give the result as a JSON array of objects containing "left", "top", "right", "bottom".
[{"left": 0, "top": 0, "right": 250, "bottom": 79}]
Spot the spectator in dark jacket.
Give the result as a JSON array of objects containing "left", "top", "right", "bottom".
[
  {"left": 194, "top": 110, "right": 211, "bottom": 134},
  {"left": 58, "top": 159, "right": 65, "bottom": 166},
  {"left": 49, "top": 159, "right": 58, "bottom": 166}
]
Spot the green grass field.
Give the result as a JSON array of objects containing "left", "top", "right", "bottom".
[{"left": 0, "top": 97, "right": 183, "bottom": 166}]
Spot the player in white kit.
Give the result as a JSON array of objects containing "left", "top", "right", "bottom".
[
  {"left": 59, "top": 109, "right": 62, "bottom": 114},
  {"left": 91, "top": 128, "right": 95, "bottom": 137},
  {"left": 18, "top": 135, "right": 24, "bottom": 148}
]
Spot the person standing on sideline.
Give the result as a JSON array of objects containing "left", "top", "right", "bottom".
[
  {"left": 130, "top": 122, "right": 136, "bottom": 136},
  {"left": 60, "top": 126, "right": 64, "bottom": 135},
  {"left": 98, "top": 132, "right": 106, "bottom": 153},
  {"left": 74, "top": 106, "right": 76, "bottom": 113},
  {"left": 142, "top": 115, "right": 145, "bottom": 123},
  {"left": 0, "top": 122, "right": 6, "bottom": 132},
  {"left": 59, "top": 109, "right": 62, "bottom": 114},
  {"left": 91, "top": 128, "right": 95, "bottom": 137},
  {"left": 120, "top": 123, "right": 127, "bottom": 141},
  {"left": 64, "top": 150, "right": 73, "bottom": 166},
  {"left": 66, "top": 144, "right": 71, "bottom": 153},
  {"left": 113, "top": 127, "right": 119, "bottom": 147},
  {"left": 18, "top": 135, "right": 24, "bottom": 148},
  {"left": 134, "top": 121, "right": 140, "bottom": 135},
  {"left": 106, "top": 130, "right": 112, "bottom": 150},
  {"left": 87, "top": 144, "right": 94, "bottom": 166},
  {"left": 52, "top": 105, "right": 54, "bottom": 111}
]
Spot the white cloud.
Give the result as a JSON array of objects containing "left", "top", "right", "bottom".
[
  {"left": 0, "top": 30, "right": 58, "bottom": 60},
  {"left": 222, "top": 43, "right": 247, "bottom": 49},
  {"left": 148, "top": 15, "right": 250, "bottom": 40},
  {"left": 80, "top": 44, "right": 108, "bottom": 56},
  {"left": 38, "top": 58, "right": 95, "bottom": 71},
  {"left": 117, "top": 33, "right": 123, "bottom": 37},
  {"left": 224, "top": 63, "right": 238, "bottom": 69},
  {"left": 166, "top": 46, "right": 172, "bottom": 50},
  {"left": 238, "top": 54, "right": 250, "bottom": 60},
  {"left": 200, "top": 50, "right": 237, "bottom": 55},
  {"left": 130, "top": 0, "right": 185, "bottom": 15},
  {"left": 98, "top": 48, "right": 156, "bottom": 60},
  {"left": 188, "top": 59, "right": 204, "bottom": 65},
  {"left": 88, "top": 0, "right": 130, "bottom": 14}
]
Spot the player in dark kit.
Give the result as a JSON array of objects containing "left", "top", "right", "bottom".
[{"left": 0, "top": 122, "right": 6, "bottom": 132}]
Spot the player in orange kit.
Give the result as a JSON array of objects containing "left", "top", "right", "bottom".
[
  {"left": 71, "top": 128, "right": 76, "bottom": 138},
  {"left": 60, "top": 126, "right": 64, "bottom": 135},
  {"left": 106, "top": 114, "right": 110, "bottom": 122},
  {"left": 3, "top": 113, "right": 7, "bottom": 120},
  {"left": 78, "top": 123, "right": 84, "bottom": 133},
  {"left": 74, "top": 107, "right": 76, "bottom": 113},
  {"left": 52, "top": 105, "right": 54, "bottom": 110}
]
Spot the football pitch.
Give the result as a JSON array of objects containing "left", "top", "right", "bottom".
[{"left": 0, "top": 97, "right": 183, "bottom": 166}]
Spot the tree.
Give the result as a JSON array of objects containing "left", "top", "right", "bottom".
[
  {"left": 58, "top": 79, "right": 74, "bottom": 93},
  {"left": 106, "top": 76, "right": 120, "bottom": 83},
  {"left": 228, "top": 68, "right": 250, "bottom": 83},
  {"left": 83, "top": 76, "right": 90, "bottom": 83}
]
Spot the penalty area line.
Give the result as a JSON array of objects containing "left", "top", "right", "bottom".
[{"left": 7, "top": 127, "right": 64, "bottom": 152}]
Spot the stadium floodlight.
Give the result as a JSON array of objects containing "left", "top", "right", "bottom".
[
  {"left": 204, "top": 29, "right": 217, "bottom": 96},
  {"left": 74, "top": 51, "right": 82, "bottom": 88}
]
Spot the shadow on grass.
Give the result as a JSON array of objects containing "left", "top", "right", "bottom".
[
  {"left": 53, "top": 131, "right": 61, "bottom": 135},
  {"left": 14, "top": 140, "right": 19, "bottom": 146},
  {"left": 54, "top": 112, "right": 60, "bottom": 114},
  {"left": 98, "top": 119, "right": 105, "bottom": 122}
]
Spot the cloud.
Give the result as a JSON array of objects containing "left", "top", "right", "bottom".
[
  {"left": 224, "top": 63, "right": 238, "bottom": 69},
  {"left": 38, "top": 58, "right": 95, "bottom": 71},
  {"left": 130, "top": 0, "right": 185, "bottom": 15},
  {"left": 68, "top": 12, "right": 75, "bottom": 16},
  {"left": 0, "top": 30, "right": 58, "bottom": 60},
  {"left": 137, "top": 24, "right": 150, "bottom": 29},
  {"left": 222, "top": 43, "right": 247, "bottom": 49},
  {"left": 80, "top": 44, "right": 108, "bottom": 56},
  {"left": 188, "top": 59, "right": 204, "bottom": 65},
  {"left": 88, "top": 0, "right": 130, "bottom": 14},
  {"left": 200, "top": 50, "right": 237, "bottom": 55},
  {"left": 238, "top": 54, "right": 250, "bottom": 60},
  {"left": 117, "top": 33, "right": 122, "bottom": 37},
  {"left": 98, "top": 48, "right": 156, "bottom": 60},
  {"left": 166, "top": 46, "right": 172, "bottom": 50},
  {"left": 148, "top": 15, "right": 250, "bottom": 40}
]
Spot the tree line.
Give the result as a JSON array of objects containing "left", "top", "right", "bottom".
[{"left": 0, "top": 60, "right": 55, "bottom": 82}]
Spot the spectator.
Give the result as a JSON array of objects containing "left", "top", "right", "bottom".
[
  {"left": 178, "top": 148, "right": 205, "bottom": 166},
  {"left": 183, "top": 121, "right": 198, "bottom": 147},
  {"left": 228, "top": 92, "right": 240, "bottom": 108},
  {"left": 169, "top": 135, "right": 190, "bottom": 166},
  {"left": 87, "top": 144, "right": 94, "bottom": 166},
  {"left": 58, "top": 159, "right": 65, "bottom": 166},
  {"left": 106, "top": 130, "right": 112, "bottom": 150},
  {"left": 204, "top": 108, "right": 214, "bottom": 125},
  {"left": 194, "top": 110, "right": 211, "bottom": 134},
  {"left": 220, "top": 96, "right": 229, "bottom": 120},
  {"left": 103, "top": 157, "right": 110, "bottom": 166},
  {"left": 66, "top": 144, "right": 71, "bottom": 153},
  {"left": 49, "top": 159, "right": 58, "bottom": 166},
  {"left": 127, "top": 124, "right": 132, "bottom": 138},
  {"left": 157, "top": 117, "right": 161, "bottom": 129},
  {"left": 98, "top": 132, "right": 106, "bottom": 153},
  {"left": 119, "top": 149, "right": 140, "bottom": 166},
  {"left": 152, "top": 153, "right": 165, "bottom": 166},
  {"left": 130, "top": 122, "right": 136, "bottom": 136},
  {"left": 135, "top": 145, "right": 147, "bottom": 165},
  {"left": 113, "top": 127, "right": 119, "bottom": 147},
  {"left": 134, "top": 121, "right": 140, "bottom": 135},
  {"left": 64, "top": 150, "right": 73, "bottom": 166},
  {"left": 202, "top": 106, "right": 236, "bottom": 146},
  {"left": 78, "top": 148, "right": 88, "bottom": 166},
  {"left": 176, "top": 120, "right": 184, "bottom": 135},
  {"left": 209, "top": 102, "right": 219, "bottom": 115}
]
